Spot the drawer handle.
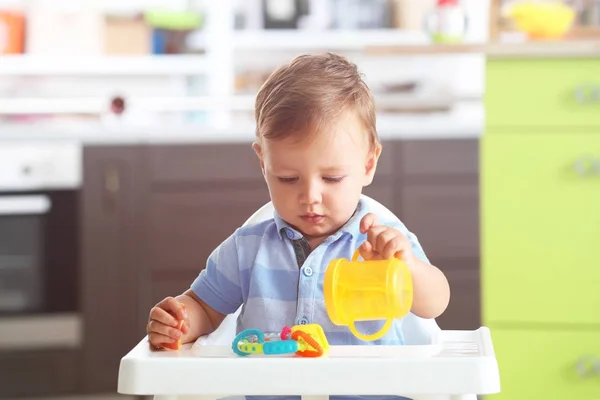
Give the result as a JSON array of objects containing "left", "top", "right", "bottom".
[
  {"left": 574, "top": 85, "right": 600, "bottom": 104},
  {"left": 575, "top": 355, "right": 598, "bottom": 377},
  {"left": 593, "top": 86, "right": 600, "bottom": 103},
  {"left": 573, "top": 156, "right": 597, "bottom": 176},
  {"left": 574, "top": 85, "right": 594, "bottom": 104}
]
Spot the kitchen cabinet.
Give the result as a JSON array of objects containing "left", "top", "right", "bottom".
[
  {"left": 482, "top": 133, "right": 600, "bottom": 326},
  {"left": 397, "top": 139, "right": 480, "bottom": 330},
  {"left": 80, "top": 146, "right": 144, "bottom": 393},
  {"left": 491, "top": 328, "right": 600, "bottom": 400},
  {"left": 79, "top": 138, "right": 480, "bottom": 395},
  {"left": 482, "top": 56, "right": 600, "bottom": 400},
  {"left": 0, "top": 349, "right": 79, "bottom": 398},
  {"left": 136, "top": 144, "right": 273, "bottom": 330},
  {"left": 486, "top": 58, "right": 600, "bottom": 129}
]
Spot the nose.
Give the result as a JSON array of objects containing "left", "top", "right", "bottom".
[{"left": 299, "top": 179, "right": 322, "bottom": 205}]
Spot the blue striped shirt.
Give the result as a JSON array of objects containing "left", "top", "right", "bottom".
[{"left": 191, "top": 195, "right": 429, "bottom": 346}]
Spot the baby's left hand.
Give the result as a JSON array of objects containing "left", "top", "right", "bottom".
[{"left": 359, "top": 213, "right": 416, "bottom": 270}]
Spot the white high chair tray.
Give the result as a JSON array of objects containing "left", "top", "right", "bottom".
[
  {"left": 192, "top": 328, "right": 442, "bottom": 358},
  {"left": 118, "top": 327, "right": 500, "bottom": 398}
]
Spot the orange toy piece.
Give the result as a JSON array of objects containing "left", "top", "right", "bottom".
[
  {"left": 161, "top": 319, "right": 184, "bottom": 350},
  {"left": 290, "top": 324, "right": 330, "bottom": 357}
]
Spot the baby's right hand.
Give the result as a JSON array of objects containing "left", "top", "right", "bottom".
[{"left": 147, "top": 296, "right": 189, "bottom": 350}]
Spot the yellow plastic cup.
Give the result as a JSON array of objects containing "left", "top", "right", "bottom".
[{"left": 324, "top": 250, "right": 413, "bottom": 341}]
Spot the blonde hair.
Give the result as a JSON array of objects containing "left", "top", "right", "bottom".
[{"left": 254, "top": 52, "right": 378, "bottom": 147}]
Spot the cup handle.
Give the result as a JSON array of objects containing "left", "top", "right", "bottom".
[{"left": 349, "top": 318, "right": 393, "bottom": 341}]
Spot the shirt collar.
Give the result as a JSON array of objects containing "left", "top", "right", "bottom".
[{"left": 274, "top": 197, "right": 368, "bottom": 242}]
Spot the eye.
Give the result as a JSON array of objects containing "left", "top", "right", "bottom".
[
  {"left": 278, "top": 176, "right": 298, "bottom": 183},
  {"left": 323, "top": 176, "right": 345, "bottom": 183}
]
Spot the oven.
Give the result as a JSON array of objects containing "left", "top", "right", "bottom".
[{"left": 0, "top": 141, "right": 81, "bottom": 350}]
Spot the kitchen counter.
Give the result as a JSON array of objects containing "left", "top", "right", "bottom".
[
  {"left": 0, "top": 102, "right": 483, "bottom": 145},
  {"left": 368, "top": 40, "right": 600, "bottom": 59}
]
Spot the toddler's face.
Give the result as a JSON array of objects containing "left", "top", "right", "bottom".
[{"left": 253, "top": 111, "right": 381, "bottom": 247}]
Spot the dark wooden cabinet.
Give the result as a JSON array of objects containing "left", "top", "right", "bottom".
[
  {"left": 0, "top": 349, "right": 79, "bottom": 398},
  {"left": 396, "top": 139, "right": 480, "bottom": 330},
  {"left": 81, "top": 146, "right": 144, "bottom": 393},
  {"left": 137, "top": 144, "right": 272, "bottom": 328},
  {"left": 78, "top": 138, "right": 480, "bottom": 395}
]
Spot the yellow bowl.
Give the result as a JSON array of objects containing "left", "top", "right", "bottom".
[{"left": 506, "top": 2, "right": 575, "bottom": 39}]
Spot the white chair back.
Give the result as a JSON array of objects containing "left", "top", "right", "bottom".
[{"left": 195, "top": 194, "right": 440, "bottom": 346}]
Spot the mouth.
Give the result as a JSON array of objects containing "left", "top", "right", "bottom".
[{"left": 300, "top": 213, "right": 324, "bottom": 223}]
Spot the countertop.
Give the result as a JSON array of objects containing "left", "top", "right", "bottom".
[
  {"left": 0, "top": 102, "right": 483, "bottom": 145},
  {"left": 368, "top": 40, "right": 600, "bottom": 58}
]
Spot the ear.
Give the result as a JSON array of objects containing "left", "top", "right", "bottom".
[
  {"left": 363, "top": 143, "right": 382, "bottom": 186},
  {"left": 252, "top": 142, "right": 266, "bottom": 176}
]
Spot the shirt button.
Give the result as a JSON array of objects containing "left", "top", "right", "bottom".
[
  {"left": 285, "top": 229, "right": 295, "bottom": 239},
  {"left": 303, "top": 266, "right": 313, "bottom": 277},
  {"left": 298, "top": 317, "right": 309, "bottom": 325}
]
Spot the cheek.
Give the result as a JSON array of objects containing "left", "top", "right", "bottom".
[
  {"left": 323, "top": 180, "right": 361, "bottom": 204},
  {"left": 266, "top": 178, "right": 293, "bottom": 201}
]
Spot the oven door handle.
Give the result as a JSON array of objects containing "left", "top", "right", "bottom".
[{"left": 0, "top": 195, "right": 51, "bottom": 215}]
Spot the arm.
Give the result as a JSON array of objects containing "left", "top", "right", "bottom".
[
  {"left": 175, "top": 290, "right": 227, "bottom": 344},
  {"left": 407, "top": 256, "right": 450, "bottom": 319},
  {"left": 359, "top": 212, "right": 450, "bottom": 320},
  {"left": 184, "top": 231, "right": 244, "bottom": 342},
  {"left": 149, "top": 231, "right": 244, "bottom": 348}
]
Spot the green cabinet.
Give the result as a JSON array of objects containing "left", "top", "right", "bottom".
[
  {"left": 482, "top": 132, "right": 600, "bottom": 325},
  {"left": 482, "top": 56, "right": 600, "bottom": 400},
  {"left": 486, "top": 58, "right": 600, "bottom": 129},
  {"left": 491, "top": 328, "right": 600, "bottom": 400}
]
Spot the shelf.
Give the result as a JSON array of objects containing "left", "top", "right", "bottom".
[
  {"left": 0, "top": 95, "right": 255, "bottom": 115},
  {"left": 367, "top": 40, "right": 600, "bottom": 58},
  {"left": 0, "top": 55, "right": 211, "bottom": 76},
  {"left": 0, "top": 92, "right": 464, "bottom": 115},
  {"left": 188, "top": 29, "right": 433, "bottom": 51}
]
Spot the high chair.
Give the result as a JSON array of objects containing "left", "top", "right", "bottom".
[{"left": 118, "top": 195, "right": 500, "bottom": 400}]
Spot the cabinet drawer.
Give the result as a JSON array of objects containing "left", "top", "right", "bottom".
[
  {"left": 490, "top": 328, "right": 600, "bottom": 400},
  {"left": 400, "top": 182, "right": 479, "bottom": 261},
  {"left": 399, "top": 139, "right": 479, "bottom": 177},
  {"left": 482, "top": 133, "right": 600, "bottom": 325},
  {"left": 0, "top": 350, "right": 79, "bottom": 398},
  {"left": 148, "top": 144, "right": 263, "bottom": 183},
  {"left": 486, "top": 58, "right": 600, "bottom": 129},
  {"left": 146, "top": 186, "right": 270, "bottom": 272}
]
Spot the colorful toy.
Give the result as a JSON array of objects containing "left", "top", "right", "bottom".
[
  {"left": 324, "top": 249, "right": 413, "bottom": 341},
  {"left": 232, "top": 324, "right": 329, "bottom": 357}
]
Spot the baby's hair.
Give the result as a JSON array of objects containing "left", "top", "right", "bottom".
[{"left": 254, "top": 52, "right": 379, "bottom": 147}]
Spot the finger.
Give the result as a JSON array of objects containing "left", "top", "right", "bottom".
[
  {"left": 373, "top": 228, "right": 397, "bottom": 257},
  {"left": 365, "top": 225, "right": 387, "bottom": 251},
  {"left": 381, "top": 235, "right": 409, "bottom": 260},
  {"left": 157, "top": 297, "right": 188, "bottom": 321},
  {"left": 359, "top": 240, "right": 377, "bottom": 260},
  {"left": 360, "top": 213, "right": 379, "bottom": 234},
  {"left": 147, "top": 320, "right": 183, "bottom": 340},
  {"left": 149, "top": 306, "right": 180, "bottom": 328},
  {"left": 180, "top": 319, "right": 190, "bottom": 335},
  {"left": 148, "top": 333, "right": 175, "bottom": 348}
]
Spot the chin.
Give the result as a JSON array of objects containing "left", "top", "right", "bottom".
[{"left": 300, "top": 221, "right": 339, "bottom": 237}]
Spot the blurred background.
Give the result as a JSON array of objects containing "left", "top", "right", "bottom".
[{"left": 0, "top": 0, "right": 599, "bottom": 399}]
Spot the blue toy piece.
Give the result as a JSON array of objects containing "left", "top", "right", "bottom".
[
  {"left": 263, "top": 340, "right": 299, "bottom": 355},
  {"left": 232, "top": 328, "right": 298, "bottom": 356}
]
